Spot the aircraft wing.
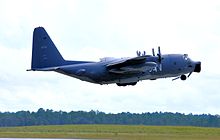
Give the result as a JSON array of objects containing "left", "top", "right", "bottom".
[
  {"left": 106, "top": 55, "right": 157, "bottom": 74},
  {"left": 107, "top": 55, "right": 149, "bottom": 68}
]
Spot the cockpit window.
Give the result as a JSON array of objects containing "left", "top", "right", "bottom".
[{"left": 183, "top": 54, "right": 188, "bottom": 61}]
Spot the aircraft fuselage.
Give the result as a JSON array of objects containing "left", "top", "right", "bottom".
[
  {"left": 55, "top": 54, "right": 201, "bottom": 85},
  {"left": 28, "top": 27, "right": 201, "bottom": 86}
]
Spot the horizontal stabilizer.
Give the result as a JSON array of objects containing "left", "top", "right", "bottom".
[{"left": 27, "top": 66, "right": 60, "bottom": 71}]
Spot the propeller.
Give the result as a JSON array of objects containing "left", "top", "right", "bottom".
[
  {"left": 157, "top": 46, "right": 162, "bottom": 63},
  {"left": 152, "top": 48, "right": 155, "bottom": 56},
  {"left": 136, "top": 50, "right": 147, "bottom": 56},
  {"left": 156, "top": 46, "right": 162, "bottom": 71},
  {"left": 136, "top": 50, "right": 141, "bottom": 56}
]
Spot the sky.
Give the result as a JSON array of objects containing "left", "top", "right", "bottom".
[{"left": 0, "top": 0, "right": 220, "bottom": 114}]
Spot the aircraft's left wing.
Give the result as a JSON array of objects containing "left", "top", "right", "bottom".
[
  {"left": 106, "top": 55, "right": 157, "bottom": 74},
  {"left": 107, "top": 55, "right": 149, "bottom": 68}
]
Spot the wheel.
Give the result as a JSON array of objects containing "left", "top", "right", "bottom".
[{"left": 180, "top": 75, "right": 187, "bottom": 80}]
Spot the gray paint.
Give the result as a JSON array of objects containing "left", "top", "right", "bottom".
[{"left": 28, "top": 27, "right": 201, "bottom": 86}]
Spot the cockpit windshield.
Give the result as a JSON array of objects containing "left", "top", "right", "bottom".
[
  {"left": 183, "top": 54, "right": 189, "bottom": 61},
  {"left": 183, "top": 54, "right": 192, "bottom": 62}
]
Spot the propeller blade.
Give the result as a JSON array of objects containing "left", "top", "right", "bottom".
[
  {"left": 152, "top": 48, "right": 155, "bottom": 56},
  {"left": 142, "top": 51, "right": 146, "bottom": 56},
  {"left": 157, "top": 46, "right": 162, "bottom": 63},
  {"left": 158, "top": 46, "right": 161, "bottom": 55},
  {"left": 136, "top": 50, "right": 141, "bottom": 56}
]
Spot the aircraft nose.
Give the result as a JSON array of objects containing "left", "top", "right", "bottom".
[{"left": 194, "top": 61, "right": 201, "bottom": 73}]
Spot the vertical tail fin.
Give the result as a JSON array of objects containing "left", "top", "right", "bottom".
[{"left": 31, "top": 27, "right": 65, "bottom": 69}]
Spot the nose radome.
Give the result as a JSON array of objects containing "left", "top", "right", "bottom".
[{"left": 194, "top": 61, "right": 201, "bottom": 73}]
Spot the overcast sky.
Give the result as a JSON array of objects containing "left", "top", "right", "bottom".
[{"left": 0, "top": 0, "right": 220, "bottom": 114}]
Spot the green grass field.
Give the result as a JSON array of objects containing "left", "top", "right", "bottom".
[{"left": 0, "top": 125, "right": 220, "bottom": 140}]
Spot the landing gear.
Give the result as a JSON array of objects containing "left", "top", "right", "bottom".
[
  {"left": 180, "top": 75, "right": 186, "bottom": 80},
  {"left": 172, "top": 74, "right": 187, "bottom": 81}
]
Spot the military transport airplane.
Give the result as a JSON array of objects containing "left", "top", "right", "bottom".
[{"left": 27, "top": 27, "right": 201, "bottom": 86}]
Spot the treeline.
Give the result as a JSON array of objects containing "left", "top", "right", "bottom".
[{"left": 0, "top": 108, "right": 220, "bottom": 127}]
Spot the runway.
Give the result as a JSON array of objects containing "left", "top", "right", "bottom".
[{"left": 0, "top": 139, "right": 89, "bottom": 140}]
